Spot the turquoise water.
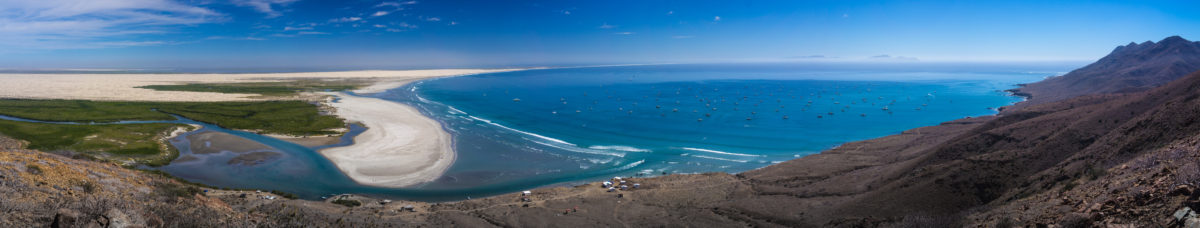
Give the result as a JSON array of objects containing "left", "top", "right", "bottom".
[
  {"left": 375, "top": 63, "right": 1057, "bottom": 191},
  {"left": 0, "top": 63, "right": 1065, "bottom": 201}
]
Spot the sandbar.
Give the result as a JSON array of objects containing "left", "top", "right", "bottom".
[
  {"left": 318, "top": 92, "right": 455, "bottom": 187},
  {"left": 0, "top": 69, "right": 517, "bottom": 102}
]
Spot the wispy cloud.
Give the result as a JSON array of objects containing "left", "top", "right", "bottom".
[
  {"left": 384, "top": 22, "right": 417, "bottom": 32},
  {"left": 298, "top": 31, "right": 328, "bottom": 35},
  {"left": 0, "top": 0, "right": 221, "bottom": 50},
  {"left": 672, "top": 35, "right": 694, "bottom": 39},
  {"left": 714, "top": 16, "right": 721, "bottom": 22},
  {"left": 615, "top": 32, "right": 634, "bottom": 35},
  {"left": 329, "top": 17, "right": 362, "bottom": 23},
  {"left": 231, "top": 0, "right": 299, "bottom": 18},
  {"left": 372, "top": 11, "right": 391, "bottom": 17},
  {"left": 283, "top": 26, "right": 313, "bottom": 31},
  {"left": 374, "top": 1, "right": 417, "bottom": 8},
  {"left": 207, "top": 36, "right": 266, "bottom": 41},
  {"left": 869, "top": 54, "right": 920, "bottom": 61},
  {"left": 425, "top": 17, "right": 441, "bottom": 22},
  {"left": 599, "top": 23, "right": 615, "bottom": 29}
]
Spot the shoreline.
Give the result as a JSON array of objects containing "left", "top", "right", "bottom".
[
  {"left": 317, "top": 92, "right": 456, "bottom": 187},
  {"left": 0, "top": 69, "right": 519, "bottom": 102}
]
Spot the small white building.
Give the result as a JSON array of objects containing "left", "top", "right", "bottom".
[
  {"left": 620, "top": 185, "right": 629, "bottom": 190},
  {"left": 522, "top": 190, "right": 532, "bottom": 196},
  {"left": 607, "top": 187, "right": 616, "bottom": 192},
  {"left": 602, "top": 181, "right": 613, "bottom": 188},
  {"left": 633, "top": 183, "right": 641, "bottom": 188}
]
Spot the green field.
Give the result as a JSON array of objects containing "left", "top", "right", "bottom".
[
  {"left": 0, "top": 99, "right": 347, "bottom": 166},
  {"left": 0, "top": 119, "right": 185, "bottom": 166},
  {"left": 136, "top": 80, "right": 366, "bottom": 96},
  {"left": 0, "top": 99, "right": 345, "bottom": 136}
]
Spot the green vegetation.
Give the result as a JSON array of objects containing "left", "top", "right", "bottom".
[
  {"left": 157, "top": 101, "right": 345, "bottom": 136},
  {"left": 270, "top": 190, "right": 299, "bottom": 199},
  {"left": 136, "top": 80, "right": 366, "bottom": 96},
  {"left": 0, "top": 99, "right": 174, "bottom": 122},
  {"left": 0, "top": 98, "right": 345, "bottom": 167},
  {"left": 0, "top": 99, "right": 345, "bottom": 136},
  {"left": 0, "top": 119, "right": 184, "bottom": 165},
  {"left": 155, "top": 181, "right": 205, "bottom": 200},
  {"left": 331, "top": 199, "right": 362, "bottom": 207},
  {"left": 25, "top": 164, "right": 41, "bottom": 175}
]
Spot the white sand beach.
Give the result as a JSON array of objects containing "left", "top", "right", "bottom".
[
  {"left": 0, "top": 69, "right": 516, "bottom": 102},
  {"left": 318, "top": 92, "right": 455, "bottom": 187}
]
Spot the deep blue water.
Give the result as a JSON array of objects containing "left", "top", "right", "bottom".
[{"left": 0, "top": 63, "right": 1068, "bottom": 201}]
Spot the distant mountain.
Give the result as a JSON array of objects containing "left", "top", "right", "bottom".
[{"left": 1009, "top": 36, "right": 1200, "bottom": 108}]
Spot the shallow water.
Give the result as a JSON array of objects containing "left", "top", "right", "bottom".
[{"left": 0, "top": 63, "right": 1070, "bottom": 201}]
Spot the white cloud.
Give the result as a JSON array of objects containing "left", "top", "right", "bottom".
[
  {"left": 374, "top": 1, "right": 417, "bottom": 8},
  {"left": 375, "top": 2, "right": 400, "bottom": 8},
  {"left": 329, "top": 17, "right": 362, "bottom": 23},
  {"left": 283, "top": 26, "right": 313, "bottom": 31},
  {"left": 714, "top": 16, "right": 721, "bottom": 21},
  {"left": 868, "top": 55, "right": 920, "bottom": 61},
  {"left": 562, "top": 10, "right": 571, "bottom": 15},
  {"left": 207, "top": 36, "right": 266, "bottom": 41},
  {"left": 425, "top": 17, "right": 441, "bottom": 22},
  {"left": 95, "top": 41, "right": 166, "bottom": 46},
  {"left": 599, "top": 23, "right": 615, "bottom": 29},
  {"left": 230, "top": 0, "right": 299, "bottom": 18},
  {"left": 382, "top": 22, "right": 416, "bottom": 32},
  {"left": 842, "top": 13, "right": 849, "bottom": 18},
  {"left": 614, "top": 32, "right": 634, "bottom": 35},
  {"left": 449, "top": 21, "right": 458, "bottom": 25},
  {"left": 298, "top": 31, "right": 328, "bottom": 35},
  {"left": 395, "top": 22, "right": 417, "bottom": 29},
  {"left": 667, "top": 11, "right": 674, "bottom": 15},
  {"left": 373, "top": 24, "right": 387, "bottom": 28},
  {"left": 0, "top": 0, "right": 221, "bottom": 49},
  {"left": 372, "top": 11, "right": 391, "bottom": 17}
]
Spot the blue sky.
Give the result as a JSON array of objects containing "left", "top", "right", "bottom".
[{"left": 1, "top": 0, "right": 1199, "bottom": 69}]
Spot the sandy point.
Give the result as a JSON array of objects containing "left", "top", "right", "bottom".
[{"left": 318, "top": 92, "right": 455, "bottom": 188}]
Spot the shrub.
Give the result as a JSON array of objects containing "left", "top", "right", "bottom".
[
  {"left": 331, "top": 199, "right": 361, "bottom": 207},
  {"left": 25, "top": 164, "right": 41, "bottom": 175}
]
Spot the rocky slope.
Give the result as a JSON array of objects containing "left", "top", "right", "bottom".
[{"left": 1007, "top": 36, "right": 1200, "bottom": 110}]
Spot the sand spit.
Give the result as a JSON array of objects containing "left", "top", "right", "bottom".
[
  {"left": 0, "top": 69, "right": 516, "bottom": 102},
  {"left": 318, "top": 92, "right": 455, "bottom": 188}
]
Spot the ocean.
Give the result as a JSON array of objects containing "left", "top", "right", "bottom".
[{"left": 156, "top": 63, "right": 1068, "bottom": 201}]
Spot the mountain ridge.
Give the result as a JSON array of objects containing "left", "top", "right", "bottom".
[{"left": 1007, "top": 35, "right": 1200, "bottom": 111}]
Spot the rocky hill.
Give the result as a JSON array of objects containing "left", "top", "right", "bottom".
[{"left": 1007, "top": 36, "right": 1200, "bottom": 110}]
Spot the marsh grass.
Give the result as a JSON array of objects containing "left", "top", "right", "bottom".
[
  {"left": 136, "top": 80, "right": 366, "bottom": 96},
  {"left": 0, "top": 119, "right": 182, "bottom": 163},
  {"left": 0, "top": 99, "right": 344, "bottom": 135},
  {"left": 0, "top": 99, "right": 345, "bottom": 166}
]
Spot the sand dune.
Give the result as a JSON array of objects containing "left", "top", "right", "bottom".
[
  {"left": 0, "top": 69, "right": 516, "bottom": 102},
  {"left": 317, "top": 92, "right": 455, "bottom": 187}
]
